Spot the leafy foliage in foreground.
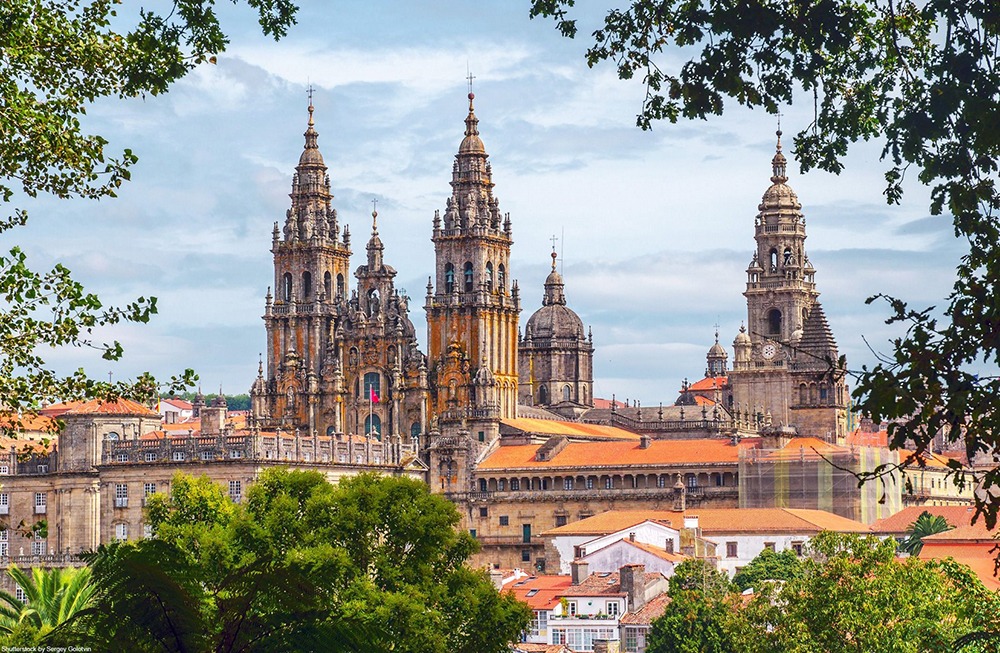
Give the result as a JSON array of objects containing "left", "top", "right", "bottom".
[
  {"left": 50, "top": 470, "right": 530, "bottom": 652},
  {"left": 0, "top": 0, "right": 299, "bottom": 427}
]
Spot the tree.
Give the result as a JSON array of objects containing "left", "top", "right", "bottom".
[
  {"left": 732, "top": 548, "right": 803, "bottom": 592},
  {"left": 56, "top": 470, "right": 530, "bottom": 652},
  {"left": 0, "top": 0, "right": 298, "bottom": 426},
  {"left": 730, "top": 532, "right": 1000, "bottom": 653},
  {"left": 0, "top": 566, "right": 93, "bottom": 645},
  {"left": 647, "top": 559, "right": 735, "bottom": 653},
  {"left": 529, "top": 0, "right": 1000, "bottom": 528},
  {"left": 899, "top": 510, "right": 953, "bottom": 555}
]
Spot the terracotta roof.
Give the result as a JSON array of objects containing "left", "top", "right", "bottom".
[
  {"left": 687, "top": 376, "right": 728, "bottom": 392},
  {"left": 593, "top": 398, "right": 626, "bottom": 410},
  {"left": 0, "top": 413, "right": 58, "bottom": 434},
  {"left": 624, "top": 540, "right": 689, "bottom": 563},
  {"left": 619, "top": 592, "right": 671, "bottom": 625},
  {"left": 869, "top": 506, "right": 978, "bottom": 535},
  {"left": 561, "top": 571, "right": 663, "bottom": 597},
  {"left": 693, "top": 395, "right": 716, "bottom": 406},
  {"left": 478, "top": 438, "right": 745, "bottom": 471},
  {"left": 501, "top": 418, "right": 639, "bottom": 440},
  {"left": 0, "top": 438, "right": 53, "bottom": 454},
  {"left": 543, "top": 508, "right": 868, "bottom": 538},
  {"left": 919, "top": 540, "right": 1000, "bottom": 590},
  {"left": 921, "top": 520, "right": 996, "bottom": 542},
  {"left": 514, "top": 644, "right": 572, "bottom": 653},
  {"left": 61, "top": 398, "right": 159, "bottom": 417},
  {"left": 691, "top": 508, "right": 870, "bottom": 534},
  {"left": 503, "top": 575, "right": 573, "bottom": 610},
  {"left": 161, "top": 398, "right": 193, "bottom": 410},
  {"left": 543, "top": 512, "right": 679, "bottom": 537},
  {"left": 898, "top": 450, "right": 952, "bottom": 469}
]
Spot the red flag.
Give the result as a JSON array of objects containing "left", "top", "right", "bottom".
[{"left": 370, "top": 386, "right": 379, "bottom": 403}]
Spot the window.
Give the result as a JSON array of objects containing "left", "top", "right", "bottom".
[
  {"left": 115, "top": 523, "right": 128, "bottom": 541},
  {"left": 522, "top": 524, "right": 532, "bottom": 543},
  {"left": 485, "top": 262, "right": 493, "bottom": 292},
  {"left": 0, "top": 465, "right": 8, "bottom": 475},
  {"left": 539, "top": 385, "right": 548, "bottom": 405},
  {"left": 463, "top": 262, "right": 473, "bottom": 291},
  {"left": 531, "top": 610, "right": 548, "bottom": 638},
  {"left": 624, "top": 627, "right": 639, "bottom": 652},
  {"left": 478, "top": 479, "right": 487, "bottom": 492},
  {"left": 31, "top": 532, "right": 46, "bottom": 555},
  {"left": 563, "top": 478, "right": 574, "bottom": 490},
  {"left": 726, "top": 541, "right": 738, "bottom": 558},
  {"left": 555, "top": 515, "right": 567, "bottom": 527},
  {"left": 200, "top": 451, "right": 213, "bottom": 461},
  {"left": 230, "top": 450, "right": 243, "bottom": 459},
  {"left": 302, "top": 270, "right": 312, "bottom": 299},
  {"left": 478, "top": 430, "right": 485, "bottom": 442},
  {"left": 469, "top": 529, "right": 476, "bottom": 538},
  {"left": 497, "top": 479, "right": 505, "bottom": 491},
  {"left": 336, "top": 273, "right": 345, "bottom": 298},
  {"left": 657, "top": 475, "right": 666, "bottom": 488},
  {"left": 607, "top": 601, "right": 620, "bottom": 618},
  {"left": 282, "top": 272, "right": 292, "bottom": 301},
  {"left": 14, "top": 587, "right": 26, "bottom": 603},
  {"left": 144, "top": 452, "right": 157, "bottom": 462},
  {"left": 444, "top": 263, "right": 455, "bottom": 293},
  {"left": 114, "top": 483, "right": 128, "bottom": 508},
  {"left": 0, "top": 528, "right": 7, "bottom": 556},
  {"left": 498, "top": 264, "right": 505, "bottom": 290},
  {"left": 563, "top": 385, "right": 572, "bottom": 402},
  {"left": 116, "top": 452, "right": 129, "bottom": 462},
  {"left": 764, "top": 541, "right": 776, "bottom": 552},
  {"left": 687, "top": 474, "right": 698, "bottom": 488},
  {"left": 819, "top": 384, "right": 829, "bottom": 400},
  {"left": 324, "top": 271, "right": 332, "bottom": 298},
  {"left": 510, "top": 478, "right": 520, "bottom": 491},
  {"left": 143, "top": 523, "right": 153, "bottom": 539},
  {"left": 586, "top": 477, "right": 595, "bottom": 490},
  {"left": 0, "top": 493, "right": 7, "bottom": 515},
  {"left": 173, "top": 451, "right": 186, "bottom": 462},
  {"left": 364, "top": 414, "right": 382, "bottom": 439},
  {"left": 229, "top": 480, "right": 242, "bottom": 503},
  {"left": 144, "top": 483, "right": 156, "bottom": 502},
  {"left": 34, "top": 492, "right": 46, "bottom": 514},
  {"left": 479, "top": 507, "right": 488, "bottom": 517},
  {"left": 363, "top": 372, "right": 380, "bottom": 401},
  {"left": 567, "top": 601, "right": 578, "bottom": 616},
  {"left": 521, "top": 549, "right": 531, "bottom": 562},
  {"left": 767, "top": 308, "right": 782, "bottom": 335},
  {"left": 604, "top": 477, "right": 613, "bottom": 489},
  {"left": 499, "top": 516, "right": 509, "bottom": 526},
  {"left": 553, "top": 629, "right": 567, "bottom": 645},
  {"left": 791, "top": 541, "right": 804, "bottom": 556},
  {"left": 36, "top": 464, "right": 48, "bottom": 474}
]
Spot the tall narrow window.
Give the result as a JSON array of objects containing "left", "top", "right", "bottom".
[
  {"left": 282, "top": 273, "right": 292, "bottom": 301},
  {"left": 498, "top": 264, "right": 506, "bottom": 291},
  {"left": 445, "top": 263, "right": 455, "bottom": 293},
  {"left": 463, "top": 262, "right": 474, "bottom": 291},
  {"left": 769, "top": 248, "right": 778, "bottom": 270},
  {"left": 486, "top": 262, "right": 494, "bottom": 292},
  {"left": 767, "top": 309, "right": 782, "bottom": 335},
  {"left": 302, "top": 271, "right": 312, "bottom": 299},
  {"left": 364, "top": 372, "right": 380, "bottom": 399},
  {"left": 324, "top": 271, "right": 332, "bottom": 299},
  {"left": 538, "top": 386, "right": 548, "bottom": 405},
  {"left": 364, "top": 414, "right": 382, "bottom": 439},
  {"left": 336, "top": 273, "right": 345, "bottom": 298},
  {"left": 563, "top": 385, "right": 572, "bottom": 402}
]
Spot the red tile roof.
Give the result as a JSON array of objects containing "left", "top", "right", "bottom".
[
  {"left": 623, "top": 540, "right": 689, "bottom": 563},
  {"left": 60, "top": 398, "right": 158, "bottom": 417},
  {"left": 846, "top": 428, "right": 889, "bottom": 447},
  {"left": 503, "top": 575, "right": 573, "bottom": 610},
  {"left": 593, "top": 398, "right": 627, "bottom": 410},
  {"left": 687, "top": 376, "right": 728, "bottom": 391},
  {"left": 161, "top": 398, "right": 193, "bottom": 410},
  {"left": 543, "top": 512, "right": 679, "bottom": 537},
  {"left": 478, "top": 438, "right": 746, "bottom": 470},
  {"left": 501, "top": 418, "right": 640, "bottom": 440},
  {"left": 919, "top": 537, "right": 1000, "bottom": 590},
  {"left": 869, "top": 506, "right": 979, "bottom": 535},
  {"left": 0, "top": 413, "right": 58, "bottom": 434},
  {"left": 619, "top": 592, "right": 671, "bottom": 625}
]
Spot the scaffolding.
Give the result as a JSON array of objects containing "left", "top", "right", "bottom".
[{"left": 739, "top": 442, "right": 902, "bottom": 524}]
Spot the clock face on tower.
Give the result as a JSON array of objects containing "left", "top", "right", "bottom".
[{"left": 762, "top": 342, "right": 777, "bottom": 360}]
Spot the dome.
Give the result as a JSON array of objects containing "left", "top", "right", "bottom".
[
  {"left": 708, "top": 341, "right": 727, "bottom": 357},
  {"left": 298, "top": 147, "right": 324, "bottom": 166},
  {"left": 458, "top": 93, "right": 486, "bottom": 155},
  {"left": 734, "top": 325, "right": 751, "bottom": 346},
  {"left": 525, "top": 303, "right": 585, "bottom": 343}
]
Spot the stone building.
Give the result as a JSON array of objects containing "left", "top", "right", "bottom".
[
  {"left": 727, "top": 131, "right": 849, "bottom": 442},
  {"left": 518, "top": 250, "right": 595, "bottom": 419}
]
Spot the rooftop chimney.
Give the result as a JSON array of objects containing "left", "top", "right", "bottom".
[
  {"left": 571, "top": 560, "right": 590, "bottom": 586},
  {"left": 620, "top": 563, "right": 646, "bottom": 612}
]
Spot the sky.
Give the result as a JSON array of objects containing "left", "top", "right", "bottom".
[{"left": 14, "top": 1, "right": 965, "bottom": 406}]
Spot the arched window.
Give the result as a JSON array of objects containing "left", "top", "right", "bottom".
[
  {"left": 445, "top": 263, "right": 455, "bottom": 293},
  {"left": 538, "top": 385, "right": 548, "bottom": 405},
  {"left": 563, "top": 385, "right": 572, "bottom": 402},
  {"left": 463, "top": 262, "right": 474, "bottom": 291},
  {"left": 769, "top": 248, "right": 778, "bottom": 271},
  {"left": 511, "top": 478, "right": 520, "bottom": 491},
  {"left": 783, "top": 247, "right": 793, "bottom": 266},
  {"left": 324, "top": 271, "right": 332, "bottom": 299},
  {"left": 819, "top": 384, "right": 829, "bottom": 401},
  {"left": 479, "top": 479, "right": 487, "bottom": 492},
  {"left": 486, "top": 262, "right": 494, "bottom": 292},
  {"left": 364, "top": 372, "right": 380, "bottom": 400},
  {"left": 364, "top": 414, "right": 382, "bottom": 439},
  {"left": 767, "top": 309, "right": 782, "bottom": 335},
  {"left": 799, "top": 383, "right": 808, "bottom": 405},
  {"left": 367, "top": 288, "right": 380, "bottom": 317},
  {"left": 282, "top": 273, "right": 292, "bottom": 301},
  {"left": 302, "top": 271, "right": 312, "bottom": 299},
  {"left": 410, "top": 422, "right": 421, "bottom": 439},
  {"left": 498, "top": 264, "right": 506, "bottom": 291},
  {"left": 336, "top": 273, "right": 345, "bottom": 298}
]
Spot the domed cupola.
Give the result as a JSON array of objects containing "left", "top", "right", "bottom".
[{"left": 524, "top": 251, "right": 584, "bottom": 344}]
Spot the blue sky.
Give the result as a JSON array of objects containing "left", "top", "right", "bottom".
[{"left": 16, "top": 1, "right": 963, "bottom": 405}]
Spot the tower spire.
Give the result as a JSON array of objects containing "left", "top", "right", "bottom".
[{"left": 770, "top": 128, "right": 787, "bottom": 184}]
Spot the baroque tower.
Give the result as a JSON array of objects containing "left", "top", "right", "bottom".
[
  {"left": 425, "top": 92, "right": 521, "bottom": 444},
  {"left": 518, "top": 250, "right": 594, "bottom": 417},
  {"left": 728, "top": 131, "right": 849, "bottom": 441},
  {"left": 255, "top": 102, "right": 351, "bottom": 434}
]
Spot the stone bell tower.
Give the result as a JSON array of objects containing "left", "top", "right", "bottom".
[
  {"left": 729, "top": 131, "right": 848, "bottom": 441},
  {"left": 425, "top": 90, "right": 520, "bottom": 458},
  {"left": 254, "top": 101, "right": 352, "bottom": 434}
]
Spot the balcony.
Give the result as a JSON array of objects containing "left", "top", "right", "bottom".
[{"left": 114, "top": 497, "right": 129, "bottom": 508}]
